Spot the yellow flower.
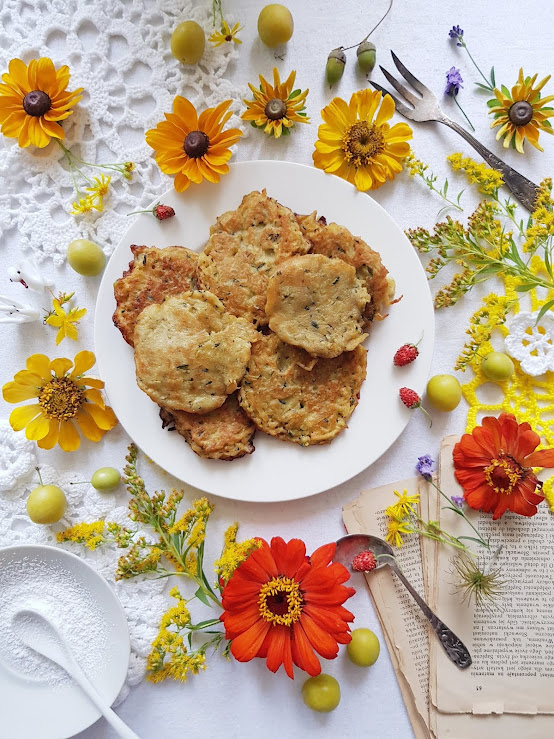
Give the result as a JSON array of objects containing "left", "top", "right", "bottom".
[
  {"left": 0, "top": 57, "right": 83, "bottom": 148},
  {"left": 241, "top": 68, "right": 309, "bottom": 138},
  {"left": 2, "top": 351, "right": 117, "bottom": 451},
  {"left": 385, "top": 518, "right": 412, "bottom": 548},
  {"left": 405, "top": 151, "right": 428, "bottom": 177},
  {"left": 209, "top": 20, "right": 243, "bottom": 46},
  {"left": 393, "top": 489, "right": 420, "bottom": 516},
  {"left": 214, "top": 523, "right": 262, "bottom": 584},
  {"left": 488, "top": 69, "right": 554, "bottom": 153},
  {"left": 57, "top": 521, "right": 105, "bottom": 549},
  {"left": 313, "top": 89, "right": 413, "bottom": 191},
  {"left": 85, "top": 173, "right": 111, "bottom": 211},
  {"left": 70, "top": 196, "right": 96, "bottom": 215},
  {"left": 44, "top": 294, "right": 87, "bottom": 345},
  {"left": 447, "top": 153, "right": 504, "bottom": 194},
  {"left": 146, "top": 96, "right": 242, "bottom": 192}
]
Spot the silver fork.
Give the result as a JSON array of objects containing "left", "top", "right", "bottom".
[{"left": 371, "top": 51, "right": 540, "bottom": 211}]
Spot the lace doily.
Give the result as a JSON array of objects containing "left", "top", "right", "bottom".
[
  {"left": 0, "top": 464, "right": 167, "bottom": 705},
  {"left": 0, "top": 0, "right": 246, "bottom": 265},
  {"left": 0, "top": 421, "right": 37, "bottom": 492},
  {"left": 505, "top": 310, "right": 554, "bottom": 376}
]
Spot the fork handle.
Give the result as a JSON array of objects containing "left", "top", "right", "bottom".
[{"left": 439, "top": 117, "right": 540, "bottom": 211}]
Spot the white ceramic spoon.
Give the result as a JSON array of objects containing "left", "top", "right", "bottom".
[{"left": 11, "top": 608, "right": 140, "bottom": 739}]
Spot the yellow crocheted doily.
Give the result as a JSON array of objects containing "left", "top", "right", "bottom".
[{"left": 460, "top": 258, "right": 554, "bottom": 508}]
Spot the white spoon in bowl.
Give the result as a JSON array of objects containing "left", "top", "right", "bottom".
[{"left": 11, "top": 608, "right": 140, "bottom": 739}]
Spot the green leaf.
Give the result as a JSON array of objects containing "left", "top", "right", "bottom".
[
  {"left": 443, "top": 179, "right": 449, "bottom": 196},
  {"left": 501, "top": 84, "right": 510, "bottom": 96},
  {"left": 490, "top": 66, "right": 496, "bottom": 87},
  {"left": 535, "top": 299, "right": 554, "bottom": 324},
  {"left": 194, "top": 586, "right": 212, "bottom": 607},
  {"left": 475, "top": 82, "right": 493, "bottom": 92},
  {"left": 457, "top": 535, "right": 488, "bottom": 546},
  {"left": 190, "top": 619, "right": 221, "bottom": 630},
  {"left": 250, "top": 121, "right": 259, "bottom": 129},
  {"left": 514, "top": 283, "right": 537, "bottom": 292},
  {"left": 288, "top": 89, "right": 301, "bottom": 99},
  {"left": 544, "top": 247, "right": 552, "bottom": 277},
  {"left": 187, "top": 632, "right": 192, "bottom": 648},
  {"left": 280, "top": 126, "right": 291, "bottom": 136},
  {"left": 486, "top": 98, "right": 499, "bottom": 108}
]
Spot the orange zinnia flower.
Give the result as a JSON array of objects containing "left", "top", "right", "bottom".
[
  {"left": 220, "top": 537, "right": 355, "bottom": 678},
  {"left": 145, "top": 96, "right": 242, "bottom": 192},
  {"left": 453, "top": 413, "right": 554, "bottom": 520}
]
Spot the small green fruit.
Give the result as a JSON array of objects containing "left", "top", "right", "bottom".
[
  {"left": 91, "top": 467, "right": 121, "bottom": 492},
  {"left": 27, "top": 485, "right": 67, "bottom": 524},
  {"left": 481, "top": 352, "right": 514, "bottom": 382},
  {"left": 357, "top": 41, "right": 376, "bottom": 74},
  {"left": 67, "top": 239, "right": 105, "bottom": 276},
  {"left": 257, "top": 4, "right": 294, "bottom": 47},
  {"left": 326, "top": 48, "right": 346, "bottom": 85},
  {"left": 170, "top": 21, "right": 205, "bottom": 65},
  {"left": 426, "top": 374, "right": 462, "bottom": 412},
  {"left": 301, "top": 674, "right": 341, "bottom": 712},
  {"left": 347, "top": 628, "right": 380, "bottom": 667}
]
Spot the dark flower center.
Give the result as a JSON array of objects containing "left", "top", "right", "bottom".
[
  {"left": 38, "top": 377, "right": 83, "bottom": 420},
  {"left": 264, "top": 98, "right": 287, "bottom": 121},
  {"left": 225, "top": 34, "right": 233, "bottom": 41},
  {"left": 343, "top": 121, "right": 385, "bottom": 164},
  {"left": 484, "top": 454, "right": 524, "bottom": 495},
  {"left": 183, "top": 130, "right": 210, "bottom": 158},
  {"left": 22, "top": 90, "right": 52, "bottom": 117},
  {"left": 508, "top": 101, "right": 533, "bottom": 127},
  {"left": 258, "top": 576, "right": 303, "bottom": 626}
]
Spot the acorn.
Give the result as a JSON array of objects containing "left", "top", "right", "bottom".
[
  {"left": 326, "top": 48, "right": 346, "bottom": 85},
  {"left": 357, "top": 41, "right": 376, "bottom": 74}
]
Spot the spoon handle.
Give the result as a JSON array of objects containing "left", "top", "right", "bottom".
[{"left": 390, "top": 566, "right": 472, "bottom": 669}]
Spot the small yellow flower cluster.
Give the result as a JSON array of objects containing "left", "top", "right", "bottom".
[
  {"left": 404, "top": 151, "right": 428, "bottom": 178},
  {"left": 71, "top": 174, "right": 112, "bottom": 215},
  {"left": 116, "top": 540, "right": 163, "bottom": 580},
  {"left": 57, "top": 521, "right": 106, "bottom": 550},
  {"left": 214, "top": 523, "right": 262, "bottom": 585},
  {"left": 170, "top": 497, "right": 214, "bottom": 543},
  {"left": 44, "top": 292, "right": 87, "bottom": 345},
  {"left": 447, "top": 153, "right": 504, "bottom": 195},
  {"left": 456, "top": 293, "right": 513, "bottom": 371},
  {"left": 522, "top": 178, "right": 554, "bottom": 252},
  {"left": 384, "top": 490, "right": 420, "bottom": 547}
]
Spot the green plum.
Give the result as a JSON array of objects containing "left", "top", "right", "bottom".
[
  {"left": 347, "top": 628, "right": 380, "bottom": 667},
  {"left": 481, "top": 352, "right": 514, "bottom": 382},
  {"left": 27, "top": 485, "right": 67, "bottom": 524},
  {"left": 426, "top": 374, "right": 462, "bottom": 412},
  {"left": 170, "top": 21, "right": 205, "bottom": 65},
  {"left": 67, "top": 239, "right": 105, "bottom": 276},
  {"left": 91, "top": 467, "right": 120, "bottom": 492},
  {"left": 257, "top": 4, "right": 294, "bottom": 47},
  {"left": 301, "top": 674, "right": 341, "bottom": 712}
]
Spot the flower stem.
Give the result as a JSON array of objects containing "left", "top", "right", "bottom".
[
  {"left": 342, "top": 0, "right": 394, "bottom": 50},
  {"left": 454, "top": 97, "right": 475, "bottom": 131},
  {"left": 460, "top": 41, "right": 494, "bottom": 91},
  {"left": 429, "top": 479, "right": 490, "bottom": 549}
]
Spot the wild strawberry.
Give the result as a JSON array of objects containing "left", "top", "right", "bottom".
[
  {"left": 399, "top": 387, "right": 432, "bottom": 427},
  {"left": 154, "top": 204, "right": 175, "bottom": 220},
  {"left": 352, "top": 550, "right": 377, "bottom": 572},
  {"left": 394, "top": 343, "right": 419, "bottom": 366}
]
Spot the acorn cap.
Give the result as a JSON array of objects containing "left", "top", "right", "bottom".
[
  {"left": 328, "top": 47, "right": 346, "bottom": 64},
  {"left": 357, "top": 41, "right": 376, "bottom": 57}
]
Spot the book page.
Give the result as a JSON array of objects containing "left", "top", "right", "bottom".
[
  {"left": 434, "top": 436, "right": 554, "bottom": 715},
  {"left": 342, "top": 478, "right": 431, "bottom": 738}
]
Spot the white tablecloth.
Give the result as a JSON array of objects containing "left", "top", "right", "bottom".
[{"left": 1, "top": 0, "right": 553, "bottom": 737}]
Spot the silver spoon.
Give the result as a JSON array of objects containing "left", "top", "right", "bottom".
[
  {"left": 334, "top": 534, "right": 472, "bottom": 669},
  {"left": 11, "top": 608, "right": 140, "bottom": 739}
]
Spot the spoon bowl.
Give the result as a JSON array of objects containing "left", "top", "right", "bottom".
[{"left": 334, "top": 533, "right": 396, "bottom": 571}]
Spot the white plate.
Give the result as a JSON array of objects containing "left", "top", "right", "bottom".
[
  {"left": 95, "top": 160, "right": 434, "bottom": 502},
  {"left": 0, "top": 545, "right": 129, "bottom": 739}
]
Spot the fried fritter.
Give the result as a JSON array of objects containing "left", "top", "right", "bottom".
[
  {"left": 134, "top": 291, "right": 258, "bottom": 414},
  {"left": 238, "top": 332, "right": 367, "bottom": 446},
  {"left": 197, "top": 190, "right": 311, "bottom": 326},
  {"left": 296, "top": 213, "right": 395, "bottom": 323},
  {"left": 159, "top": 392, "right": 255, "bottom": 461},
  {"left": 266, "top": 253, "right": 370, "bottom": 358},
  {"left": 113, "top": 245, "right": 199, "bottom": 346}
]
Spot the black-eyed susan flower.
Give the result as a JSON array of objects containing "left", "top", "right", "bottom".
[
  {"left": 209, "top": 20, "right": 243, "bottom": 46},
  {"left": 146, "top": 96, "right": 242, "bottom": 192},
  {"left": 2, "top": 351, "right": 117, "bottom": 451},
  {"left": 313, "top": 89, "right": 412, "bottom": 191},
  {"left": 242, "top": 68, "right": 309, "bottom": 138},
  {"left": 0, "top": 57, "right": 83, "bottom": 148},
  {"left": 488, "top": 69, "right": 554, "bottom": 153},
  {"left": 44, "top": 292, "right": 86, "bottom": 345}
]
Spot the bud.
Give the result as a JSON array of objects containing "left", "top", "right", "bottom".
[
  {"left": 326, "top": 48, "right": 346, "bottom": 85},
  {"left": 357, "top": 41, "right": 376, "bottom": 74}
]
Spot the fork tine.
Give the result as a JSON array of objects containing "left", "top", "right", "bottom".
[
  {"left": 390, "top": 51, "right": 432, "bottom": 98},
  {"left": 379, "top": 66, "right": 420, "bottom": 107},
  {"left": 369, "top": 81, "right": 413, "bottom": 119}
]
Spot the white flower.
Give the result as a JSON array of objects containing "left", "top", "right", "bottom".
[
  {"left": 0, "top": 295, "right": 41, "bottom": 323},
  {"left": 8, "top": 258, "right": 53, "bottom": 291},
  {"left": 504, "top": 310, "right": 554, "bottom": 376}
]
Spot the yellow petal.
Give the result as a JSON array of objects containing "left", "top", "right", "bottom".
[
  {"left": 70, "top": 350, "right": 95, "bottom": 377},
  {"left": 58, "top": 420, "right": 81, "bottom": 451},
  {"left": 37, "top": 420, "right": 60, "bottom": 449},
  {"left": 83, "top": 402, "right": 118, "bottom": 430},
  {"left": 25, "top": 413, "right": 51, "bottom": 441},
  {"left": 50, "top": 357, "right": 73, "bottom": 377},
  {"left": 80, "top": 376, "right": 105, "bottom": 389},
  {"left": 2, "top": 381, "right": 39, "bottom": 403},
  {"left": 375, "top": 94, "right": 395, "bottom": 126},
  {"left": 27, "top": 354, "right": 53, "bottom": 380},
  {"left": 28, "top": 115, "right": 51, "bottom": 148},
  {"left": 174, "top": 172, "right": 191, "bottom": 192},
  {"left": 10, "top": 404, "right": 42, "bottom": 431},
  {"left": 354, "top": 167, "right": 373, "bottom": 191},
  {"left": 75, "top": 410, "right": 105, "bottom": 442},
  {"left": 84, "top": 387, "right": 105, "bottom": 408},
  {"left": 7, "top": 58, "right": 29, "bottom": 94},
  {"left": 14, "top": 370, "right": 43, "bottom": 387},
  {"left": 173, "top": 96, "right": 198, "bottom": 130}
]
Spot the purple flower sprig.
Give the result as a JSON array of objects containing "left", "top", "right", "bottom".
[
  {"left": 416, "top": 455, "right": 490, "bottom": 550},
  {"left": 444, "top": 67, "right": 475, "bottom": 131},
  {"left": 448, "top": 24, "right": 495, "bottom": 93}
]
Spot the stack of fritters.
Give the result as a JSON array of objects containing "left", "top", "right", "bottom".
[{"left": 113, "top": 190, "right": 394, "bottom": 460}]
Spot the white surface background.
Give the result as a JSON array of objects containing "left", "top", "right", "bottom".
[{"left": 1, "top": 0, "right": 554, "bottom": 738}]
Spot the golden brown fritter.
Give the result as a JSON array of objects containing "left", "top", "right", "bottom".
[
  {"left": 113, "top": 245, "right": 199, "bottom": 346},
  {"left": 238, "top": 332, "right": 367, "bottom": 446},
  {"left": 296, "top": 213, "right": 395, "bottom": 324},
  {"left": 159, "top": 392, "right": 255, "bottom": 461},
  {"left": 197, "top": 190, "right": 311, "bottom": 326},
  {"left": 134, "top": 291, "right": 259, "bottom": 414},
  {"left": 266, "top": 254, "right": 370, "bottom": 358}
]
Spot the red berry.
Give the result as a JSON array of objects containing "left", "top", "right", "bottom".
[
  {"left": 352, "top": 550, "right": 377, "bottom": 572},
  {"left": 394, "top": 343, "right": 419, "bottom": 366},
  {"left": 154, "top": 204, "right": 175, "bottom": 220},
  {"left": 399, "top": 387, "right": 421, "bottom": 409}
]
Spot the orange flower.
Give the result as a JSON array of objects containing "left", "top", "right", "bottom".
[
  {"left": 0, "top": 58, "right": 83, "bottom": 148},
  {"left": 453, "top": 413, "right": 554, "bottom": 520},
  {"left": 145, "top": 96, "right": 242, "bottom": 192},
  {"left": 220, "top": 537, "right": 355, "bottom": 678}
]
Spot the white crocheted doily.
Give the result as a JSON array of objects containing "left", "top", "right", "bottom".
[
  {"left": 0, "top": 463, "right": 168, "bottom": 706},
  {"left": 504, "top": 310, "right": 554, "bottom": 376},
  {"left": 0, "top": 421, "right": 37, "bottom": 491},
  {"left": 0, "top": 0, "right": 246, "bottom": 266}
]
